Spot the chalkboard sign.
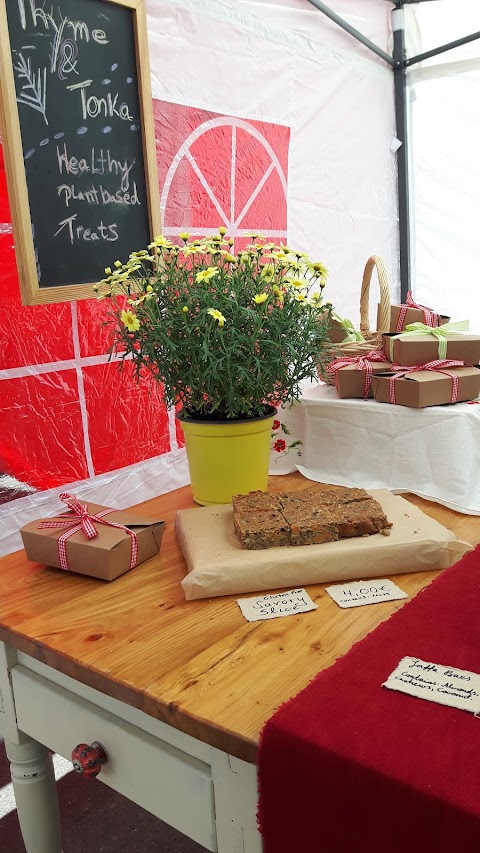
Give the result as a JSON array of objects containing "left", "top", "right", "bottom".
[{"left": 0, "top": 0, "right": 160, "bottom": 304}]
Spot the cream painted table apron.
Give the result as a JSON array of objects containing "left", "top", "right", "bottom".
[{"left": 1, "top": 475, "right": 478, "bottom": 853}]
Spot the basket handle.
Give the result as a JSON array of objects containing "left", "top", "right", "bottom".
[{"left": 359, "top": 255, "right": 391, "bottom": 335}]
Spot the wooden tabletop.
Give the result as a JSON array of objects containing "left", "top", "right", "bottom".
[{"left": 0, "top": 473, "right": 478, "bottom": 763}]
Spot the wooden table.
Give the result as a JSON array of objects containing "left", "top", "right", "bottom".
[{"left": 0, "top": 473, "right": 478, "bottom": 853}]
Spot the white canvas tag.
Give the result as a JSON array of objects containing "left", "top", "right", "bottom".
[
  {"left": 383, "top": 656, "right": 480, "bottom": 715},
  {"left": 236, "top": 588, "right": 317, "bottom": 622},
  {"left": 325, "top": 578, "right": 408, "bottom": 608}
]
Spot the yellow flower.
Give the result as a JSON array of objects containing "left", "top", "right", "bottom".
[
  {"left": 272, "top": 284, "right": 284, "bottom": 303},
  {"left": 182, "top": 306, "right": 189, "bottom": 313},
  {"left": 219, "top": 226, "right": 227, "bottom": 236},
  {"left": 225, "top": 253, "right": 236, "bottom": 263},
  {"left": 104, "top": 266, "right": 112, "bottom": 276},
  {"left": 261, "top": 263, "right": 275, "bottom": 280},
  {"left": 294, "top": 292, "right": 306, "bottom": 302},
  {"left": 287, "top": 278, "right": 305, "bottom": 288},
  {"left": 207, "top": 308, "right": 226, "bottom": 327},
  {"left": 121, "top": 309, "right": 140, "bottom": 332},
  {"left": 253, "top": 293, "right": 268, "bottom": 304},
  {"left": 114, "top": 260, "right": 122, "bottom": 268},
  {"left": 196, "top": 267, "right": 218, "bottom": 283},
  {"left": 146, "top": 284, "right": 153, "bottom": 293},
  {"left": 179, "top": 231, "right": 190, "bottom": 241}
]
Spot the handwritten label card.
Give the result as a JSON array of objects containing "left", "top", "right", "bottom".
[
  {"left": 383, "top": 656, "right": 480, "bottom": 715},
  {"left": 325, "top": 579, "right": 408, "bottom": 608},
  {"left": 236, "top": 588, "right": 317, "bottom": 622}
]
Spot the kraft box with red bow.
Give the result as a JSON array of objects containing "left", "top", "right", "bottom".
[
  {"left": 371, "top": 362, "right": 480, "bottom": 408},
  {"left": 327, "top": 350, "right": 393, "bottom": 399},
  {"left": 20, "top": 494, "right": 165, "bottom": 581},
  {"left": 377, "top": 291, "right": 450, "bottom": 333}
]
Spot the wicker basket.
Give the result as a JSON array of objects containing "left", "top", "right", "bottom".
[{"left": 321, "top": 255, "right": 391, "bottom": 385}]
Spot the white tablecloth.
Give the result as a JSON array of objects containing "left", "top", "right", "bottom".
[{"left": 269, "top": 381, "right": 480, "bottom": 515}]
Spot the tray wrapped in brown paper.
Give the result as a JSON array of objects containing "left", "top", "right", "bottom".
[{"left": 177, "top": 490, "right": 471, "bottom": 600}]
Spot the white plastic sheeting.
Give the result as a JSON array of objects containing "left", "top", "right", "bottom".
[{"left": 409, "top": 0, "right": 480, "bottom": 330}]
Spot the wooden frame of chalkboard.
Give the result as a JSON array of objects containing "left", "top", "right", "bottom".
[{"left": 0, "top": 0, "right": 161, "bottom": 305}]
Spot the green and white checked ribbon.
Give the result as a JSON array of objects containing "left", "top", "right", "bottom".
[{"left": 388, "top": 320, "right": 470, "bottom": 361}]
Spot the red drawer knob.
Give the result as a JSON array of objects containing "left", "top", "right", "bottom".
[{"left": 71, "top": 741, "right": 108, "bottom": 778}]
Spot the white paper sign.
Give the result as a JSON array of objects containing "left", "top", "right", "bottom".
[
  {"left": 325, "top": 578, "right": 408, "bottom": 608},
  {"left": 236, "top": 588, "right": 317, "bottom": 622},
  {"left": 383, "top": 656, "right": 480, "bottom": 715}
]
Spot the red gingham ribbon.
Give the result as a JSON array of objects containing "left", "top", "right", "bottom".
[
  {"left": 39, "top": 493, "right": 138, "bottom": 571},
  {"left": 328, "top": 350, "right": 390, "bottom": 398},
  {"left": 395, "top": 291, "right": 439, "bottom": 332},
  {"left": 387, "top": 359, "right": 466, "bottom": 404}
]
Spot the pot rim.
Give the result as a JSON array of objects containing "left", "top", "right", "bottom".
[{"left": 176, "top": 404, "right": 277, "bottom": 426}]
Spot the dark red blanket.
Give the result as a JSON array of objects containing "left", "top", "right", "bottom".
[{"left": 258, "top": 545, "right": 480, "bottom": 852}]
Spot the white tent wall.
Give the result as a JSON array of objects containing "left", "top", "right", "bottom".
[
  {"left": 0, "top": 0, "right": 400, "bottom": 555},
  {"left": 148, "top": 0, "right": 400, "bottom": 326},
  {"left": 409, "top": 0, "right": 480, "bottom": 330}
]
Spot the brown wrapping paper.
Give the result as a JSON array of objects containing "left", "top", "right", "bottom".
[
  {"left": 372, "top": 367, "right": 480, "bottom": 408},
  {"left": 20, "top": 502, "right": 165, "bottom": 581},
  {"left": 177, "top": 491, "right": 472, "bottom": 600}
]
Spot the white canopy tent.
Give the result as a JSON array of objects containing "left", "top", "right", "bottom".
[{"left": 0, "top": 0, "right": 478, "bottom": 553}]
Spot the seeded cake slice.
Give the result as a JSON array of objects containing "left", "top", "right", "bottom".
[
  {"left": 234, "top": 510, "right": 291, "bottom": 550},
  {"left": 232, "top": 490, "right": 282, "bottom": 515},
  {"left": 329, "top": 499, "right": 392, "bottom": 538},
  {"left": 317, "top": 487, "right": 371, "bottom": 506},
  {"left": 281, "top": 506, "right": 339, "bottom": 546}
]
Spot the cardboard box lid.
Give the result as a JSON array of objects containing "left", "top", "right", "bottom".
[
  {"left": 385, "top": 366, "right": 480, "bottom": 384},
  {"left": 20, "top": 503, "right": 165, "bottom": 553}
]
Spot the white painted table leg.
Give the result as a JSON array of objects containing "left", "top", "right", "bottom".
[
  {"left": 211, "top": 750, "right": 263, "bottom": 853},
  {"left": 4, "top": 738, "right": 62, "bottom": 853}
]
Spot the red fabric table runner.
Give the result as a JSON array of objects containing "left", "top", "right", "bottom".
[{"left": 258, "top": 546, "right": 480, "bottom": 852}]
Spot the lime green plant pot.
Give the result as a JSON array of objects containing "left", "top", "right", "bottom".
[{"left": 177, "top": 407, "right": 276, "bottom": 506}]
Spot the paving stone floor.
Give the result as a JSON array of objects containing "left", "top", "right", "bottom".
[{"left": 0, "top": 742, "right": 206, "bottom": 853}]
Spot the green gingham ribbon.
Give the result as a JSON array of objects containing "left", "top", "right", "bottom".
[
  {"left": 332, "top": 313, "right": 365, "bottom": 344},
  {"left": 388, "top": 320, "right": 470, "bottom": 361}
]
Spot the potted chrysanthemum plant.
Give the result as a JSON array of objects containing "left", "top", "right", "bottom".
[{"left": 96, "top": 229, "right": 333, "bottom": 504}]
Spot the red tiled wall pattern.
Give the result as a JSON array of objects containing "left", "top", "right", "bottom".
[{"left": 0, "top": 102, "right": 289, "bottom": 492}]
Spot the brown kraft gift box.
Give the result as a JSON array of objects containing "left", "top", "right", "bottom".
[
  {"left": 334, "top": 360, "right": 393, "bottom": 398},
  {"left": 383, "top": 332, "right": 480, "bottom": 366},
  {"left": 378, "top": 303, "right": 450, "bottom": 333},
  {"left": 20, "top": 502, "right": 165, "bottom": 581},
  {"left": 371, "top": 367, "right": 480, "bottom": 408}
]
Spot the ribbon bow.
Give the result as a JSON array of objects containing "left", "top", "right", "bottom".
[
  {"left": 39, "top": 493, "right": 138, "bottom": 571},
  {"left": 328, "top": 350, "right": 390, "bottom": 397},
  {"left": 388, "top": 320, "right": 470, "bottom": 361},
  {"left": 386, "top": 359, "right": 467, "bottom": 405},
  {"left": 395, "top": 291, "right": 439, "bottom": 332},
  {"left": 331, "top": 313, "right": 365, "bottom": 343}
]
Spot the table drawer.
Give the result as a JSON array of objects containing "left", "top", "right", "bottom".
[{"left": 12, "top": 665, "right": 217, "bottom": 851}]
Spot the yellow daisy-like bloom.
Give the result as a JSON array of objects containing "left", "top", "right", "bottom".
[
  {"left": 253, "top": 293, "right": 268, "bottom": 305},
  {"left": 224, "top": 253, "right": 236, "bottom": 263},
  {"left": 148, "top": 235, "right": 171, "bottom": 250},
  {"left": 104, "top": 266, "right": 112, "bottom": 276},
  {"left": 219, "top": 226, "right": 227, "bottom": 236},
  {"left": 114, "top": 260, "right": 122, "bottom": 268},
  {"left": 287, "top": 278, "right": 305, "bottom": 289},
  {"left": 261, "top": 263, "right": 275, "bottom": 280},
  {"left": 272, "top": 284, "right": 284, "bottom": 303},
  {"left": 182, "top": 306, "right": 189, "bottom": 313},
  {"left": 121, "top": 309, "right": 140, "bottom": 332},
  {"left": 294, "top": 292, "right": 306, "bottom": 302},
  {"left": 207, "top": 308, "right": 226, "bottom": 327},
  {"left": 179, "top": 231, "right": 190, "bottom": 241},
  {"left": 196, "top": 267, "right": 218, "bottom": 283}
]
